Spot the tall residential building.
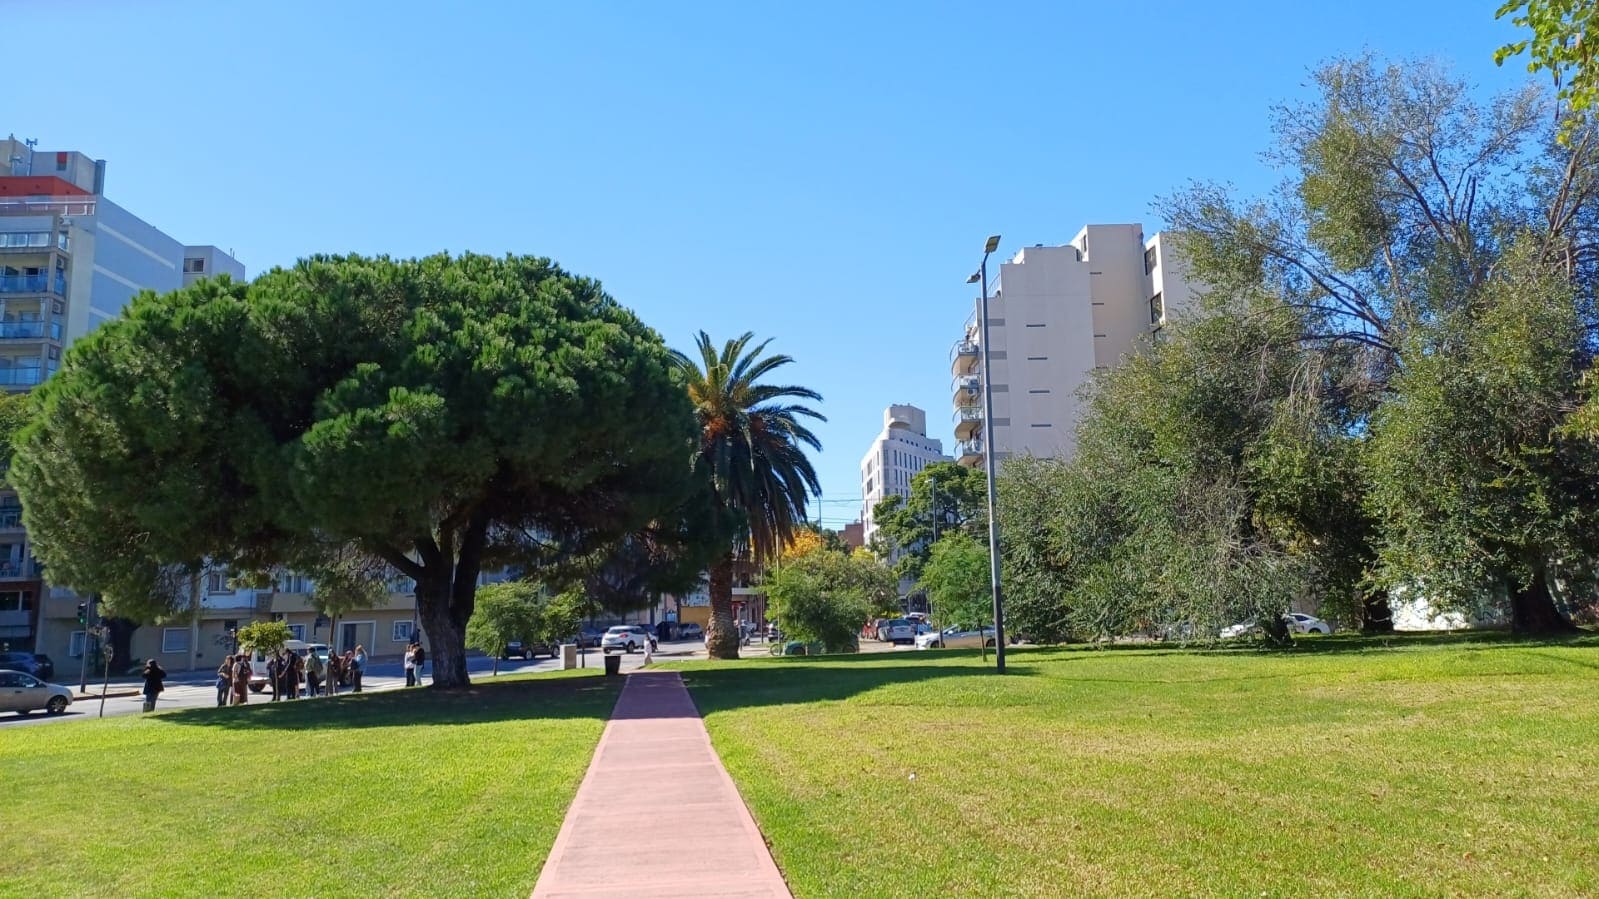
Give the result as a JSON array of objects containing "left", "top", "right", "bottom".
[
  {"left": 0, "top": 135, "right": 245, "bottom": 659},
  {"left": 860, "top": 404, "right": 951, "bottom": 549},
  {"left": 950, "top": 224, "right": 1195, "bottom": 467}
]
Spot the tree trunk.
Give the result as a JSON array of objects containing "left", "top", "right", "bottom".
[
  {"left": 705, "top": 553, "right": 740, "bottom": 659},
  {"left": 104, "top": 618, "right": 139, "bottom": 675},
  {"left": 417, "top": 576, "right": 473, "bottom": 688},
  {"left": 1361, "top": 591, "right": 1395, "bottom": 634},
  {"left": 1511, "top": 569, "right": 1577, "bottom": 635}
]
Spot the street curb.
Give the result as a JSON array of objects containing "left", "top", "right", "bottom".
[{"left": 76, "top": 690, "right": 139, "bottom": 700}]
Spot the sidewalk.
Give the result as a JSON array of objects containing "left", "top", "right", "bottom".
[{"left": 531, "top": 671, "right": 791, "bottom": 899}]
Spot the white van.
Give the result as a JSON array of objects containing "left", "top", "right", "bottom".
[{"left": 247, "top": 639, "right": 311, "bottom": 692}]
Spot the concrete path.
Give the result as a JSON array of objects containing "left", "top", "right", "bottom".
[{"left": 531, "top": 671, "right": 791, "bottom": 899}]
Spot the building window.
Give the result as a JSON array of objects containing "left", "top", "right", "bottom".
[
  {"left": 393, "top": 620, "right": 414, "bottom": 642},
  {"left": 162, "top": 628, "right": 191, "bottom": 654},
  {"left": 1150, "top": 292, "right": 1164, "bottom": 325},
  {"left": 69, "top": 630, "right": 86, "bottom": 658},
  {"left": 183, "top": 258, "right": 205, "bottom": 273},
  {"left": 0, "top": 590, "right": 31, "bottom": 612},
  {"left": 286, "top": 624, "right": 306, "bottom": 641},
  {"left": 1028, "top": 389, "right": 1051, "bottom": 394},
  {"left": 207, "top": 571, "right": 232, "bottom": 594},
  {"left": 1030, "top": 423, "right": 1054, "bottom": 428},
  {"left": 1145, "top": 246, "right": 1158, "bottom": 275}
]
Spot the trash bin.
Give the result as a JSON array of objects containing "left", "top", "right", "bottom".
[
  {"left": 603, "top": 653, "right": 622, "bottom": 676},
  {"left": 560, "top": 644, "right": 578, "bottom": 670}
]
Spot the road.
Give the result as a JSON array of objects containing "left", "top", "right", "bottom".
[{"left": 0, "top": 644, "right": 674, "bottom": 729}]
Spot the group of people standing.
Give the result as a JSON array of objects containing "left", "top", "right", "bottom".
[{"left": 213, "top": 644, "right": 374, "bottom": 707}]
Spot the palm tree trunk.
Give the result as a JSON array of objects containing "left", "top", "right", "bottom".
[{"left": 706, "top": 554, "right": 740, "bottom": 659}]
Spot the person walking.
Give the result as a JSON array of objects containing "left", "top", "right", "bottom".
[
  {"left": 283, "top": 650, "right": 302, "bottom": 700},
  {"left": 141, "top": 659, "right": 166, "bottom": 714},
  {"left": 266, "top": 652, "right": 281, "bottom": 702},
  {"left": 412, "top": 640, "right": 426, "bottom": 686},
  {"left": 403, "top": 640, "right": 416, "bottom": 687},
  {"left": 232, "top": 653, "right": 252, "bottom": 705},
  {"left": 215, "top": 655, "right": 234, "bottom": 708},
  {"left": 351, "top": 645, "right": 367, "bottom": 693}
]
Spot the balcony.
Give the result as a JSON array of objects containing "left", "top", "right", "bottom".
[
  {"left": 953, "top": 404, "right": 983, "bottom": 440},
  {"left": 0, "top": 558, "right": 39, "bottom": 579},
  {"left": 0, "top": 506, "right": 21, "bottom": 530},
  {"left": 950, "top": 339, "right": 979, "bottom": 375},
  {"left": 0, "top": 273, "right": 65, "bottom": 296},
  {"left": 0, "top": 368, "right": 44, "bottom": 387},
  {"left": 0, "top": 321, "right": 61, "bottom": 340},
  {"left": 956, "top": 438, "right": 984, "bottom": 464},
  {"left": 952, "top": 373, "right": 980, "bottom": 403}
]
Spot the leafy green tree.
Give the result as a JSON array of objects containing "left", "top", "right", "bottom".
[
  {"left": 1368, "top": 241, "right": 1598, "bottom": 632},
  {"left": 0, "top": 391, "right": 32, "bottom": 482},
  {"left": 673, "top": 332, "right": 824, "bottom": 659},
  {"left": 466, "top": 581, "right": 544, "bottom": 674},
  {"left": 1163, "top": 55, "right": 1595, "bottom": 358},
  {"left": 14, "top": 255, "right": 707, "bottom": 687},
  {"left": 871, "top": 461, "right": 988, "bottom": 580},
  {"left": 996, "top": 305, "right": 1355, "bottom": 645},
  {"left": 1496, "top": 0, "right": 1599, "bottom": 133},
  {"left": 538, "top": 589, "right": 587, "bottom": 647},
  {"left": 235, "top": 620, "right": 294, "bottom": 656},
  {"left": 764, "top": 548, "right": 874, "bottom": 652},
  {"left": 917, "top": 533, "right": 992, "bottom": 630}
]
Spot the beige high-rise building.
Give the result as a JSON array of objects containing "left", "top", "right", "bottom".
[{"left": 951, "top": 224, "right": 1195, "bottom": 467}]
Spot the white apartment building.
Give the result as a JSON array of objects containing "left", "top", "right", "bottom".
[
  {"left": 0, "top": 135, "right": 245, "bottom": 663},
  {"left": 860, "top": 404, "right": 951, "bottom": 549},
  {"left": 951, "top": 224, "right": 1195, "bottom": 466}
]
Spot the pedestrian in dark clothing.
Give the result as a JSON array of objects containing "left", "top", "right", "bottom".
[
  {"left": 267, "top": 653, "right": 281, "bottom": 702},
  {"left": 351, "top": 645, "right": 367, "bottom": 693},
  {"left": 216, "top": 655, "right": 234, "bottom": 708},
  {"left": 141, "top": 659, "right": 166, "bottom": 713}
]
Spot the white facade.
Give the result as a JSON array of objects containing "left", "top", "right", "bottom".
[
  {"left": 860, "top": 404, "right": 950, "bottom": 549},
  {"left": 951, "top": 224, "right": 1195, "bottom": 467}
]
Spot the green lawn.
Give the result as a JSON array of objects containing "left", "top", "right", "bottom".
[
  {"left": 671, "top": 633, "right": 1599, "bottom": 897},
  {"left": 0, "top": 670, "right": 619, "bottom": 899}
]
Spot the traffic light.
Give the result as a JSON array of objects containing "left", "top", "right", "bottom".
[{"left": 76, "top": 602, "right": 86, "bottom": 625}]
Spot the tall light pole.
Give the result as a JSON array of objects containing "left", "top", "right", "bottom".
[{"left": 966, "top": 235, "right": 1006, "bottom": 672}]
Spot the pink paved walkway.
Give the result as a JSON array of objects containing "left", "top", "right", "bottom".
[{"left": 531, "top": 671, "right": 792, "bottom": 899}]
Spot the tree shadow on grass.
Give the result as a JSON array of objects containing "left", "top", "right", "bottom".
[
  {"left": 677, "top": 656, "right": 1036, "bottom": 715},
  {"left": 155, "top": 675, "right": 624, "bottom": 732}
]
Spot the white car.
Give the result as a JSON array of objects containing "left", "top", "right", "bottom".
[
  {"left": 915, "top": 625, "right": 997, "bottom": 650},
  {"left": 1220, "top": 613, "right": 1333, "bottom": 638},
  {"left": 879, "top": 618, "right": 918, "bottom": 644},
  {"left": 600, "top": 625, "right": 655, "bottom": 654},
  {"left": 0, "top": 669, "right": 73, "bottom": 716}
]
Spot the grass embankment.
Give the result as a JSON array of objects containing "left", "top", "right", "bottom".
[
  {"left": 0, "top": 670, "right": 619, "bottom": 899},
  {"left": 673, "top": 633, "right": 1599, "bottom": 897}
]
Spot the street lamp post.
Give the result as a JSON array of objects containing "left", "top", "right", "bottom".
[{"left": 966, "top": 235, "right": 1007, "bottom": 673}]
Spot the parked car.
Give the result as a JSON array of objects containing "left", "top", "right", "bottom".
[
  {"left": 0, "top": 669, "right": 72, "bottom": 716},
  {"left": 247, "top": 639, "right": 311, "bottom": 691},
  {"left": 1220, "top": 613, "right": 1334, "bottom": 639},
  {"left": 575, "top": 626, "right": 606, "bottom": 649},
  {"left": 0, "top": 651, "right": 54, "bottom": 681},
  {"left": 879, "top": 618, "right": 917, "bottom": 644},
  {"left": 675, "top": 622, "right": 703, "bottom": 641},
  {"left": 506, "top": 639, "right": 556, "bottom": 660},
  {"left": 765, "top": 622, "right": 783, "bottom": 641},
  {"left": 601, "top": 625, "right": 655, "bottom": 654},
  {"left": 915, "top": 625, "right": 997, "bottom": 650}
]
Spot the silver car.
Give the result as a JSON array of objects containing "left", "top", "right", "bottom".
[{"left": 0, "top": 669, "right": 73, "bottom": 716}]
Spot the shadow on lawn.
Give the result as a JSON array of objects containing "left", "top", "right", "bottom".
[
  {"left": 156, "top": 675, "right": 624, "bottom": 732},
  {"left": 679, "top": 657, "right": 1036, "bottom": 714}
]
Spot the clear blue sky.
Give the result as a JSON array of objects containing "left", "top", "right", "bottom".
[{"left": 12, "top": 1, "right": 1533, "bottom": 526}]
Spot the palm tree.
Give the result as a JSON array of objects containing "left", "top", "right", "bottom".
[{"left": 673, "top": 331, "right": 824, "bottom": 659}]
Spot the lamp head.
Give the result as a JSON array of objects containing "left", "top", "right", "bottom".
[
  {"left": 965, "top": 272, "right": 980, "bottom": 284},
  {"left": 984, "top": 235, "right": 1001, "bottom": 254}
]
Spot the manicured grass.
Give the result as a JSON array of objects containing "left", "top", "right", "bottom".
[
  {"left": 0, "top": 669, "right": 619, "bottom": 899},
  {"left": 671, "top": 633, "right": 1599, "bottom": 897}
]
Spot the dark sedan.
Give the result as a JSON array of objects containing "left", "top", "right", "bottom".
[{"left": 0, "top": 651, "right": 53, "bottom": 681}]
